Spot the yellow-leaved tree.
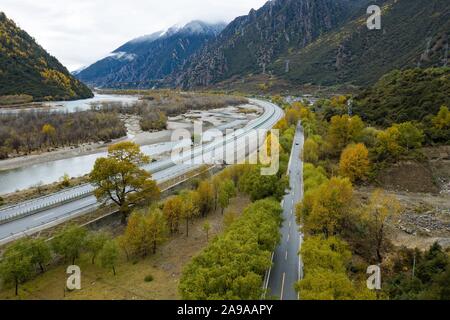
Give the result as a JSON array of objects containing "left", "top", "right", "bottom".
[
  {"left": 90, "top": 141, "right": 160, "bottom": 223},
  {"left": 297, "top": 177, "right": 354, "bottom": 237},
  {"left": 339, "top": 143, "right": 370, "bottom": 182}
]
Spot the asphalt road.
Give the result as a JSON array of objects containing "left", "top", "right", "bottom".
[
  {"left": 0, "top": 99, "right": 283, "bottom": 245},
  {"left": 266, "top": 123, "right": 304, "bottom": 300}
]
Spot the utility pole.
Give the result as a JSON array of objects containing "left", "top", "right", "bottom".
[{"left": 285, "top": 60, "right": 290, "bottom": 73}]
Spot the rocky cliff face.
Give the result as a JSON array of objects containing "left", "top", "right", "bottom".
[
  {"left": 76, "top": 21, "right": 226, "bottom": 88},
  {"left": 172, "top": 0, "right": 356, "bottom": 88}
]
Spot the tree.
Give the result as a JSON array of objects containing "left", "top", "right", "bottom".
[
  {"left": 218, "top": 179, "right": 237, "bottom": 215},
  {"left": 90, "top": 141, "right": 160, "bottom": 223},
  {"left": 41, "top": 123, "right": 56, "bottom": 146},
  {"left": 223, "top": 211, "right": 239, "bottom": 230},
  {"left": 26, "top": 238, "right": 52, "bottom": 273},
  {"left": 179, "top": 199, "right": 282, "bottom": 300},
  {"left": 144, "top": 209, "right": 168, "bottom": 254},
  {"left": 0, "top": 239, "right": 34, "bottom": 296},
  {"left": 297, "top": 177, "right": 353, "bottom": 237},
  {"left": 339, "top": 143, "right": 370, "bottom": 182},
  {"left": 300, "top": 236, "right": 352, "bottom": 274},
  {"left": 361, "top": 189, "right": 402, "bottom": 263},
  {"left": 296, "top": 236, "right": 376, "bottom": 300},
  {"left": 85, "top": 232, "right": 110, "bottom": 264},
  {"left": 396, "top": 122, "right": 424, "bottom": 152},
  {"left": 196, "top": 180, "right": 214, "bottom": 217},
  {"left": 163, "top": 196, "right": 183, "bottom": 234},
  {"left": 375, "top": 126, "right": 404, "bottom": 161},
  {"left": 297, "top": 268, "right": 374, "bottom": 300},
  {"left": 52, "top": 225, "right": 87, "bottom": 264},
  {"left": 180, "top": 191, "right": 199, "bottom": 237},
  {"left": 302, "top": 163, "right": 328, "bottom": 194},
  {"left": 99, "top": 240, "right": 119, "bottom": 276},
  {"left": 203, "top": 221, "right": 211, "bottom": 242},
  {"left": 303, "top": 138, "right": 319, "bottom": 163},
  {"left": 121, "top": 212, "right": 148, "bottom": 258},
  {"left": 327, "top": 115, "right": 365, "bottom": 154},
  {"left": 432, "top": 105, "right": 450, "bottom": 130},
  {"left": 286, "top": 108, "right": 301, "bottom": 126},
  {"left": 239, "top": 165, "right": 288, "bottom": 201},
  {"left": 122, "top": 210, "right": 167, "bottom": 258}
]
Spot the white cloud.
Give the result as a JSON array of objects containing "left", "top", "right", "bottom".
[{"left": 1, "top": 0, "right": 267, "bottom": 71}]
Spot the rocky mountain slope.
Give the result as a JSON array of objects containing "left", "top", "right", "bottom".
[
  {"left": 168, "top": 0, "right": 448, "bottom": 90},
  {"left": 75, "top": 21, "right": 226, "bottom": 88},
  {"left": 0, "top": 12, "right": 93, "bottom": 102},
  {"left": 173, "top": 0, "right": 364, "bottom": 89},
  {"left": 272, "top": 0, "right": 450, "bottom": 87}
]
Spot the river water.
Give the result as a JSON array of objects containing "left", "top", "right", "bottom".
[
  {"left": 0, "top": 93, "right": 139, "bottom": 114},
  {"left": 0, "top": 140, "right": 192, "bottom": 195},
  {"left": 0, "top": 94, "right": 172, "bottom": 195}
]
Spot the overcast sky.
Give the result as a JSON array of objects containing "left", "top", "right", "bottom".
[{"left": 1, "top": 0, "right": 267, "bottom": 71}]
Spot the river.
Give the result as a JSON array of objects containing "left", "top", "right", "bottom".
[
  {"left": 0, "top": 140, "right": 192, "bottom": 195},
  {"left": 0, "top": 93, "right": 139, "bottom": 114}
]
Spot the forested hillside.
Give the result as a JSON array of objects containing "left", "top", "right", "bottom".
[
  {"left": 353, "top": 67, "right": 450, "bottom": 126},
  {"left": 0, "top": 12, "right": 93, "bottom": 102}
]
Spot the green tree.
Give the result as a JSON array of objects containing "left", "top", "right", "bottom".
[
  {"left": 239, "top": 166, "right": 288, "bottom": 201},
  {"left": 26, "top": 238, "right": 52, "bottom": 273},
  {"left": 203, "top": 221, "right": 211, "bottom": 242},
  {"left": 396, "top": 122, "right": 424, "bottom": 152},
  {"left": 432, "top": 105, "right": 450, "bottom": 130},
  {"left": 52, "top": 225, "right": 87, "bottom": 264},
  {"left": 90, "top": 141, "right": 160, "bottom": 223},
  {"left": 218, "top": 179, "right": 237, "bottom": 215},
  {"left": 85, "top": 232, "right": 110, "bottom": 264},
  {"left": 0, "top": 239, "right": 34, "bottom": 296},
  {"left": 375, "top": 126, "right": 404, "bottom": 161},
  {"left": 99, "top": 240, "right": 120, "bottom": 276},
  {"left": 303, "top": 138, "right": 319, "bottom": 163}
]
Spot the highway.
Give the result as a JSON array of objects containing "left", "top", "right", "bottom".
[
  {"left": 266, "top": 123, "right": 304, "bottom": 300},
  {"left": 0, "top": 99, "right": 284, "bottom": 245}
]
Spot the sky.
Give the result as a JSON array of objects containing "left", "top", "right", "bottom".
[{"left": 1, "top": 0, "right": 267, "bottom": 71}]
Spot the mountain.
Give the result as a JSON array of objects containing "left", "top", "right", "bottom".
[
  {"left": 353, "top": 67, "right": 450, "bottom": 126},
  {"left": 172, "top": 0, "right": 370, "bottom": 89},
  {"left": 0, "top": 12, "right": 93, "bottom": 102},
  {"left": 271, "top": 0, "right": 450, "bottom": 87},
  {"left": 75, "top": 21, "right": 226, "bottom": 88},
  {"left": 169, "top": 0, "right": 448, "bottom": 90}
]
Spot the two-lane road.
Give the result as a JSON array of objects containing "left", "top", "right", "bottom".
[{"left": 267, "top": 123, "right": 304, "bottom": 300}]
